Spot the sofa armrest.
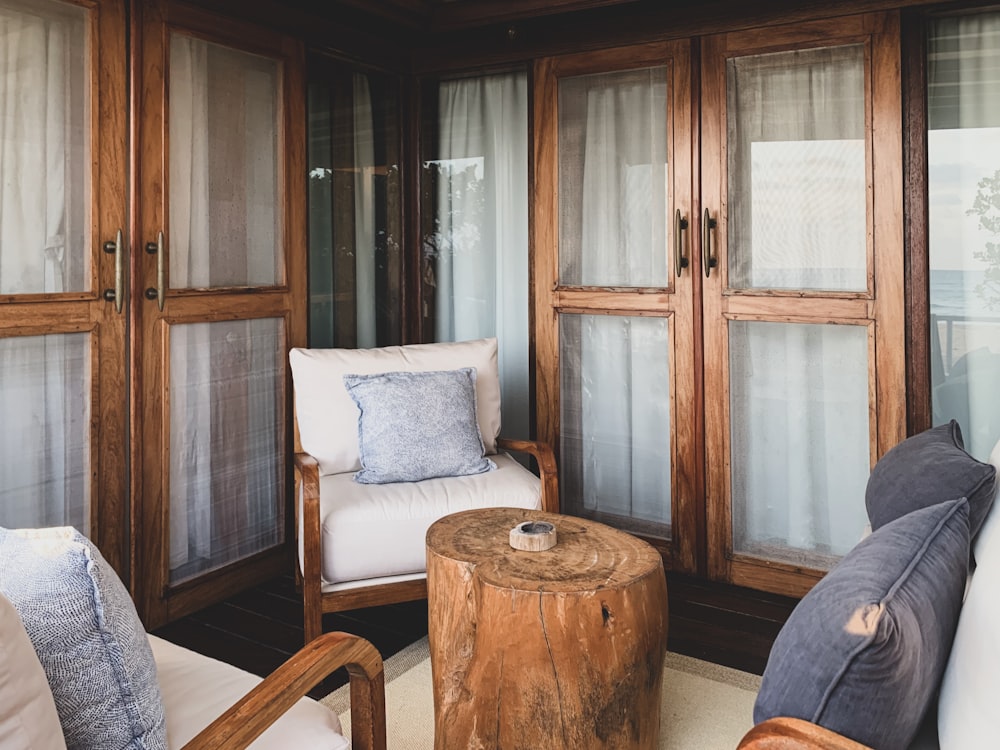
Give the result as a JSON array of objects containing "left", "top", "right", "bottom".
[
  {"left": 738, "top": 718, "right": 872, "bottom": 750},
  {"left": 293, "top": 451, "right": 324, "bottom": 643},
  {"left": 496, "top": 438, "right": 560, "bottom": 513},
  {"left": 180, "top": 631, "right": 386, "bottom": 750}
]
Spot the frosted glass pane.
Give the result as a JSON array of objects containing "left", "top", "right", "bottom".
[
  {"left": 928, "top": 12, "right": 1000, "bottom": 460},
  {"left": 558, "top": 67, "right": 668, "bottom": 288},
  {"left": 729, "top": 321, "right": 869, "bottom": 568},
  {"left": 727, "top": 45, "right": 866, "bottom": 291},
  {"left": 169, "top": 318, "right": 285, "bottom": 583},
  {"left": 0, "top": 333, "right": 90, "bottom": 533},
  {"left": 169, "top": 35, "right": 281, "bottom": 288},
  {"left": 0, "top": 0, "right": 90, "bottom": 294},
  {"left": 560, "top": 314, "right": 671, "bottom": 538}
]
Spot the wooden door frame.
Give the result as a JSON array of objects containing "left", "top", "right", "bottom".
[{"left": 130, "top": 0, "right": 307, "bottom": 627}]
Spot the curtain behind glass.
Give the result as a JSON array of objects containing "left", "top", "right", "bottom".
[
  {"left": 167, "top": 35, "right": 284, "bottom": 580},
  {"left": 928, "top": 12, "right": 1000, "bottom": 459},
  {"left": 0, "top": 0, "right": 90, "bottom": 532},
  {"left": 424, "top": 72, "right": 530, "bottom": 441}
]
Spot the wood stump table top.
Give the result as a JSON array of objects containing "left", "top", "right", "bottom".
[{"left": 425, "top": 506, "right": 664, "bottom": 593}]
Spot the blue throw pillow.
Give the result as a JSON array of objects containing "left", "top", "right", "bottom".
[
  {"left": 866, "top": 420, "right": 996, "bottom": 537},
  {"left": 754, "top": 499, "right": 970, "bottom": 750},
  {"left": 0, "top": 527, "right": 167, "bottom": 750},
  {"left": 343, "top": 367, "right": 497, "bottom": 484}
]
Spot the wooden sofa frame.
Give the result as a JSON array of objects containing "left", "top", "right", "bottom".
[
  {"left": 738, "top": 717, "right": 872, "bottom": 749},
  {"left": 293, "top": 413, "right": 560, "bottom": 644},
  {"left": 183, "top": 630, "right": 386, "bottom": 750}
]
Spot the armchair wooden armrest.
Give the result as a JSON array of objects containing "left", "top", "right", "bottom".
[
  {"left": 496, "top": 437, "right": 560, "bottom": 513},
  {"left": 181, "top": 631, "right": 386, "bottom": 750},
  {"left": 738, "top": 718, "right": 871, "bottom": 750}
]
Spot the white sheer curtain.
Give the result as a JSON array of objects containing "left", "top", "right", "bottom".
[
  {"left": 167, "top": 35, "right": 283, "bottom": 580},
  {"left": 928, "top": 12, "right": 1000, "bottom": 460},
  {"left": 726, "top": 45, "right": 870, "bottom": 562},
  {"left": 557, "top": 67, "right": 671, "bottom": 530},
  {"left": 0, "top": 1, "right": 89, "bottom": 532},
  {"left": 433, "top": 73, "right": 530, "bottom": 440}
]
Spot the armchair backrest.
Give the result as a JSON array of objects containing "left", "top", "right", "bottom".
[{"left": 289, "top": 337, "right": 502, "bottom": 477}]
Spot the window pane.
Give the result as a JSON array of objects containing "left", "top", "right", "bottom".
[
  {"left": 558, "top": 67, "right": 668, "bottom": 288},
  {"left": 0, "top": 0, "right": 90, "bottom": 294},
  {"left": 0, "top": 333, "right": 90, "bottom": 533},
  {"left": 307, "top": 69, "right": 403, "bottom": 348},
  {"left": 169, "top": 319, "right": 284, "bottom": 583},
  {"left": 169, "top": 34, "right": 281, "bottom": 288},
  {"left": 928, "top": 12, "right": 1000, "bottom": 460},
  {"left": 727, "top": 45, "right": 866, "bottom": 291},
  {"left": 729, "top": 321, "right": 869, "bottom": 568},
  {"left": 560, "top": 314, "right": 671, "bottom": 538},
  {"left": 421, "top": 72, "right": 530, "bottom": 440}
]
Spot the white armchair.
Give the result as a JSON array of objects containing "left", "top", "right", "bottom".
[{"left": 289, "top": 337, "right": 559, "bottom": 643}]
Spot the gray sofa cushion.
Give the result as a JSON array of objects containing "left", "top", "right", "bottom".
[
  {"left": 754, "top": 499, "right": 970, "bottom": 750},
  {"left": 866, "top": 420, "right": 996, "bottom": 536}
]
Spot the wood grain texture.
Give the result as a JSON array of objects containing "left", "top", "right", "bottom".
[
  {"left": 180, "top": 631, "right": 387, "bottom": 750},
  {"left": 738, "top": 718, "right": 872, "bottom": 750},
  {"left": 496, "top": 437, "right": 560, "bottom": 513},
  {"left": 427, "top": 508, "right": 667, "bottom": 750}
]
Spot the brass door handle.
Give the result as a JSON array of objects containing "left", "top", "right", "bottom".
[
  {"left": 674, "top": 209, "right": 689, "bottom": 278},
  {"left": 702, "top": 208, "right": 718, "bottom": 278},
  {"left": 102, "top": 228, "right": 124, "bottom": 313},
  {"left": 145, "top": 231, "right": 164, "bottom": 311}
]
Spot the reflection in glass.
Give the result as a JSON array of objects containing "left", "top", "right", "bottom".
[
  {"left": 729, "top": 321, "right": 869, "bottom": 568},
  {"left": 169, "top": 319, "right": 284, "bottom": 584},
  {"left": 308, "top": 69, "right": 402, "bottom": 348},
  {"left": 560, "top": 314, "right": 671, "bottom": 539},
  {"left": 0, "top": 0, "right": 89, "bottom": 295},
  {"left": 169, "top": 34, "right": 281, "bottom": 289},
  {"left": 558, "top": 66, "right": 669, "bottom": 288},
  {"left": 421, "top": 72, "right": 529, "bottom": 440},
  {"left": 0, "top": 333, "right": 90, "bottom": 532},
  {"left": 928, "top": 12, "right": 1000, "bottom": 459},
  {"left": 727, "top": 45, "right": 866, "bottom": 291}
]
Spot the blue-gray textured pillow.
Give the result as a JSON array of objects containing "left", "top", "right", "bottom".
[
  {"left": 754, "top": 499, "right": 970, "bottom": 750},
  {"left": 866, "top": 420, "right": 996, "bottom": 536},
  {"left": 0, "top": 527, "right": 167, "bottom": 750},
  {"left": 343, "top": 367, "right": 497, "bottom": 484}
]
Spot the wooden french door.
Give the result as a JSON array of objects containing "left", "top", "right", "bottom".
[
  {"left": 535, "top": 13, "right": 905, "bottom": 596},
  {"left": 0, "top": 0, "right": 129, "bottom": 573},
  {"left": 132, "top": 0, "right": 307, "bottom": 626}
]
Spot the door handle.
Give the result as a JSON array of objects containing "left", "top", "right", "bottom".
[
  {"left": 674, "top": 209, "right": 689, "bottom": 278},
  {"left": 102, "top": 229, "right": 124, "bottom": 313},
  {"left": 144, "top": 231, "right": 165, "bottom": 311},
  {"left": 702, "top": 208, "right": 718, "bottom": 278}
]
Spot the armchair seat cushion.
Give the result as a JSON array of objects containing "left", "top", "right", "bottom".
[
  {"left": 149, "top": 636, "right": 348, "bottom": 750},
  {"left": 307, "top": 452, "right": 541, "bottom": 584}
]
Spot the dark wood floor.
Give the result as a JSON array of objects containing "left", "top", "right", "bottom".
[{"left": 151, "top": 571, "right": 797, "bottom": 698}]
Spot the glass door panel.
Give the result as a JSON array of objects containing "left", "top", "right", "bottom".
[
  {"left": 928, "top": 12, "right": 1000, "bottom": 460},
  {"left": 0, "top": 0, "right": 127, "bottom": 572},
  {"left": 729, "top": 321, "right": 870, "bottom": 568},
  {"left": 726, "top": 46, "right": 867, "bottom": 292},
  {"left": 560, "top": 314, "right": 672, "bottom": 538}
]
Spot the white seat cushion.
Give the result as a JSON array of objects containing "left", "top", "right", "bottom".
[
  {"left": 149, "top": 636, "right": 348, "bottom": 750},
  {"left": 307, "top": 452, "right": 541, "bottom": 584},
  {"left": 290, "top": 338, "right": 502, "bottom": 476}
]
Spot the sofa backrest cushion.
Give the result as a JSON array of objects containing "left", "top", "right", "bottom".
[
  {"left": 0, "top": 592, "right": 67, "bottom": 750},
  {"left": 0, "top": 527, "right": 167, "bottom": 750},
  {"left": 865, "top": 420, "right": 996, "bottom": 537},
  {"left": 754, "top": 499, "right": 970, "bottom": 750},
  {"left": 936, "top": 438, "right": 1000, "bottom": 749},
  {"left": 290, "top": 338, "right": 501, "bottom": 476}
]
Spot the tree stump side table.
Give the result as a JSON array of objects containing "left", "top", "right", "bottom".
[{"left": 426, "top": 507, "right": 668, "bottom": 749}]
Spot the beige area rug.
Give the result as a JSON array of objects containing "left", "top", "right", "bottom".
[{"left": 321, "top": 637, "right": 761, "bottom": 749}]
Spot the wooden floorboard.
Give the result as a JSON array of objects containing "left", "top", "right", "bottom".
[{"left": 151, "top": 571, "right": 795, "bottom": 699}]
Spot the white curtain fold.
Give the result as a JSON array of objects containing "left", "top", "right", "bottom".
[{"left": 433, "top": 73, "right": 530, "bottom": 441}]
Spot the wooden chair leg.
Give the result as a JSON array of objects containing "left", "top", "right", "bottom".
[{"left": 304, "top": 586, "right": 323, "bottom": 644}]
